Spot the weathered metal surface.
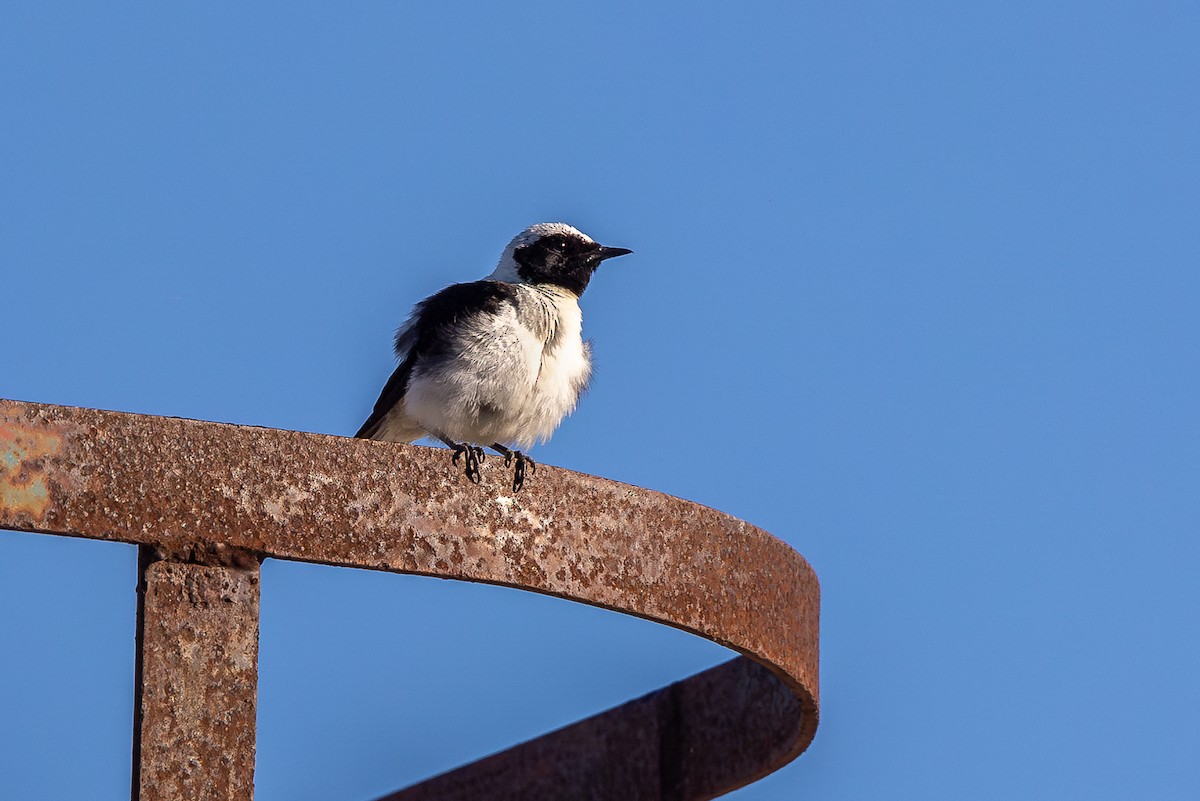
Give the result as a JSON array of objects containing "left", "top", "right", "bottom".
[
  {"left": 376, "top": 658, "right": 804, "bottom": 801},
  {"left": 132, "top": 554, "right": 260, "bottom": 801},
  {"left": 1, "top": 398, "right": 819, "bottom": 799}
]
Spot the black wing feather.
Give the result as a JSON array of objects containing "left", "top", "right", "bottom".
[{"left": 354, "top": 280, "right": 519, "bottom": 438}]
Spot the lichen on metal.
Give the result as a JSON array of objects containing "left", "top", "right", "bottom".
[
  {"left": 0, "top": 418, "right": 60, "bottom": 521},
  {"left": 0, "top": 398, "right": 820, "bottom": 800}
]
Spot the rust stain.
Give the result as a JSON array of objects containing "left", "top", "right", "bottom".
[{"left": 0, "top": 420, "right": 62, "bottom": 521}]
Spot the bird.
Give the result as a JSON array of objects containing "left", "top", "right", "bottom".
[{"left": 356, "top": 222, "right": 633, "bottom": 491}]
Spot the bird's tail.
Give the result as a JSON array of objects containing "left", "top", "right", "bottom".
[
  {"left": 354, "top": 417, "right": 382, "bottom": 439},
  {"left": 355, "top": 412, "right": 424, "bottom": 443}
]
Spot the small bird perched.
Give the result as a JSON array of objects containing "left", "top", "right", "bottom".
[{"left": 356, "top": 222, "right": 632, "bottom": 491}]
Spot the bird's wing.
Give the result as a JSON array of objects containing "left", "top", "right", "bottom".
[{"left": 354, "top": 280, "right": 520, "bottom": 439}]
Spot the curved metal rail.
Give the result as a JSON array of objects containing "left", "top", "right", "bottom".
[{"left": 1, "top": 398, "right": 819, "bottom": 800}]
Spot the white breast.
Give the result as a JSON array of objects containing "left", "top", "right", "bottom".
[
  {"left": 404, "top": 285, "right": 591, "bottom": 449},
  {"left": 516, "top": 287, "right": 592, "bottom": 447}
]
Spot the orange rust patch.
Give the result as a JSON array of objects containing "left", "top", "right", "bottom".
[{"left": 0, "top": 421, "right": 62, "bottom": 521}]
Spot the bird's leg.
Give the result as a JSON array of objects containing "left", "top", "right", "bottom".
[
  {"left": 489, "top": 443, "right": 537, "bottom": 492},
  {"left": 488, "top": 443, "right": 516, "bottom": 467},
  {"left": 436, "top": 434, "right": 485, "bottom": 484}
]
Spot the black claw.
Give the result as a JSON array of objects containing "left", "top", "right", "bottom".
[
  {"left": 511, "top": 452, "right": 536, "bottom": 492},
  {"left": 483, "top": 443, "right": 536, "bottom": 492},
  {"left": 450, "top": 443, "right": 484, "bottom": 484}
]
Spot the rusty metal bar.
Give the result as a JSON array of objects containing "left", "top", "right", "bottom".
[
  {"left": 132, "top": 552, "right": 260, "bottom": 801},
  {"left": 1, "top": 398, "right": 819, "bottom": 800},
  {"left": 376, "top": 658, "right": 804, "bottom": 801}
]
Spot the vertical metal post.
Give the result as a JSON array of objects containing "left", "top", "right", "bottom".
[{"left": 131, "top": 548, "right": 260, "bottom": 801}]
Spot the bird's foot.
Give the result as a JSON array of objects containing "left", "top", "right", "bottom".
[
  {"left": 489, "top": 443, "right": 537, "bottom": 492},
  {"left": 509, "top": 451, "right": 536, "bottom": 492},
  {"left": 450, "top": 443, "right": 485, "bottom": 483}
]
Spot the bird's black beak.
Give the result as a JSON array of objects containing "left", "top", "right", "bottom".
[{"left": 595, "top": 246, "right": 633, "bottom": 262}]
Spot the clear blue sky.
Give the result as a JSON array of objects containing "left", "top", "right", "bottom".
[{"left": 3, "top": 2, "right": 1198, "bottom": 799}]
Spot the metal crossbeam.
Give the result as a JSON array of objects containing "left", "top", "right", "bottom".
[{"left": 1, "top": 398, "right": 820, "bottom": 800}]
